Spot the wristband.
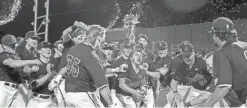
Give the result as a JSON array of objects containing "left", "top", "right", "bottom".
[
  {"left": 173, "top": 91, "right": 178, "bottom": 93},
  {"left": 55, "top": 74, "right": 63, "bottom": 83}
]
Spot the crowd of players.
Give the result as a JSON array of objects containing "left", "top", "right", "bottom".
[{"left": 0, "top": 16, "right": 247, "bottom": 108}]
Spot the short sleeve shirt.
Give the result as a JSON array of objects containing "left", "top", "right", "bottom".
[
  {"left": 29, "top": 62, "right": 53, "bottom": 95},
  {"left": 118, "top": 62, "right": 149, "bottom": 96},
  {"left": 65, "top": 44, "right": 108, "bottom": 92},
  {"left": 171, "top": 56, "right": 212, "bottom": 90},
  {"left": 0, "top": 52, "right": 22, "bottom": 84}
]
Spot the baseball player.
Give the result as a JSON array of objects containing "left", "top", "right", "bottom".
[
  {"left": 147, "top": 41, "right": 174, "bottom": 104},
  {"left": 103, "top": 42, "right": 134, "bottom": 108},
  {"left": 50, "top": 40, "right": 64, "bottom": 76},
  {"left": 15, "top": 31, "right": 40, "bottom": 104},
  {"left": 16, "top": 31, "right": 39, "bottom": 60},
  {"left": 168, "top": 41, "right": 213, "bottom": 107},
  {"left": 26, "top": 41, "right": 57, "bottom": 108},
  {"left": 52, "top": 25, "right": 88, "bottom": 107},
  {"left": 118, "top": 49, "right": 159, "bottom": 108},
  {"left": 198, "top": 17, "right": 247, "bottom": 107},
  {"left": 52, "top": 25, "right": 114, "bottom": 107},
  {"left": 0, "top": 35, "right": 41, "bottom": 107},
  {"left": 135, "top": 34, "right": 154, "bottom": 63},
  {"left": 135, "top": 34, "right": 156, "bottom": 107}
]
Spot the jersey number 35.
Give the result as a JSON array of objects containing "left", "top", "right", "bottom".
[{"left": 67, "top": 54, "right": 81, "bottom": 77}]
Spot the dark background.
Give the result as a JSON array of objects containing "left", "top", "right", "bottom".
[{"left": 0, "top": 0, "right": 247, "bottom": 43}]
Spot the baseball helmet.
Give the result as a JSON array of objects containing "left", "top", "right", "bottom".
[
  {"left": 209, "top": 17, "right": 235, "bottom": 33},
  {"left": 1, "top": 35, "right": 17, "bottom": 46}
]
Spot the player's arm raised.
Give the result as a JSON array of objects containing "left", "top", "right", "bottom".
[{"left": 202, "top": 52, "right": 232, "bottom": 106}]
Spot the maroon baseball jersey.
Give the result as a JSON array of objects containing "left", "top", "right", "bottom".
[
  {"left": 57, "top": 46, "right": 72, "bottom": 72},
  {"left": 213, "top": 40, "right": 247, "bottom": 105},
  {"left": 0, "top": 52, "right": 22, "bottom": 84},
  {"left": 29, "top": 61, "right": 53, "bottom": 95},
  {"left": 118, "top": 62, "right": 149, "bottom": 96},
  {"left": 170, "top": 56, "right": 212, "bottom": 90},
  {"left": 107, "top": 56, "right": 130, "bottom": 93},
  {"left": 16, "top": 45, "right": 37, "bottom": 60},
  {"left": 153, "top": 55, "right": 174, "bottom": 88},
  {"left": 142, "top": 49, "right": 155, "bottom": 64},
  {"left": 65, "top": 44, "right": 108, "bottom": 92},
  {"left": 16, "top": 45, "right": 38, "bottom": 81}
]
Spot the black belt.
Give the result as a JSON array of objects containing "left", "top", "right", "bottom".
[
  {"left": 4, "top": 82, "right": 18, "bottom": 89},
  {"left": 33, "top": 93, "right": 54, "bottom": 99}
]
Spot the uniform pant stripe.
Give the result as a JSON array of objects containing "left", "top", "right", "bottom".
[{"left": 86, "top": 92, "right": 100, "bottom": 107}]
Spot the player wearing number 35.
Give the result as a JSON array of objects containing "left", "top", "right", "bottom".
[
  {"left": 198, "top": 17, "right": 247, "bottom": 107},
  {"left": 58, "top": 25, "right": 114, "bottom": 108}
]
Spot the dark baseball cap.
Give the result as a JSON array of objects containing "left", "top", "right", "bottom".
[
  {"left": 37, "top": 41, "right": 53, "bottom": 49},
  {"left": 209, "top": 17, "right": 234, "bottom": 33},
  {"left": 1, "top": 35, "right": 17, "bottom": 45},
  {"left": 136, "top": 34, "right": 148, "bottom": 42},
  {"left": 25, "top": 31, "right": 41, "bottom": 40},
  {"left": 180, "top": 42, "right": 194, "bottom": 59},
  {"left": 53, "top": 40, "right": 64, "bottom": 46},
  {"left": 157, "top": 41, "right": 168, "bottom": 50}
]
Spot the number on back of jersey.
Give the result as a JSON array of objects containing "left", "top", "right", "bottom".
[{"left": 67, "top": 54, "right": 81, "bottom": 77}]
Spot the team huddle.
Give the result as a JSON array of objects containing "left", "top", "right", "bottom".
[{"left": 0, "top": 17, "right": 247, "bottom": 108}]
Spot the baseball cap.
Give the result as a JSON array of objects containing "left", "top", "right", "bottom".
[
  {"left": 37, "top": 41, "right": 53, "bottom": 49},
  {"left": 1, "top": 35, "right": 17, "bottom": 45},
  {"left": 209, "top": 17, "right": 234, "bottom": 33},
  {"left": 136, "top": 34, "right": 148, "bottom": 42},
  {"left": 53, "top": 40, "right": 63, "bottom": 46},
  {"left": 156, "top": 41, "right": 168, "bottom": 50},
  {"left": 25, "top": 31, "right": 41, "bottom": 40},
  {"left": 179, "top": 41, "right": 194, "bottom": 58}
]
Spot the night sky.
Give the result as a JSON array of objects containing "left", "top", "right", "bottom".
[{"left": 1, "top": 0, "right": 247, "bottom": 42}]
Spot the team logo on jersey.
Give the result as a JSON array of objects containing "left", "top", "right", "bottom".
[{"left": 31, "top": 65, "right": 39, "bottom": 71}]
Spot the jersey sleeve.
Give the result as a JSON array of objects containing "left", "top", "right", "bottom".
[
  {"left": 213, "top": 51, "right": 232, "bottom": 87},
  {"left": 84, "top": 51, "right": 108, "bottom": 89},
  {"left": 0, "top": 53, "right": 10, "bottom": 65}
]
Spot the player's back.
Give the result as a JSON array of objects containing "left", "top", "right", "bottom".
[
  {"left": 65, "top": 43, "right": 96, "bottom": 92},
  {"left": 228, "top": 41, "right": 247, "bottom": 90}
]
